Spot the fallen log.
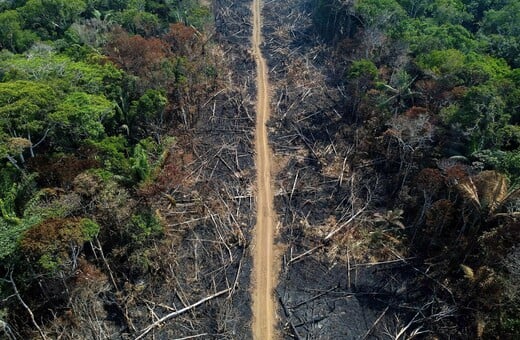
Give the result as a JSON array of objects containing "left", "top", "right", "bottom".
[{"left": 135, "top": 288, "right": 231, "bottom": 340}]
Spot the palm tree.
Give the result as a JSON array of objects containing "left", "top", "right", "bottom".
[
  {"left": 373, "top": 209, "right": 406, "bottom": 229},
  {"left": 379, "top": 70, "right": 420, "bottom": 113},
  {"left": 457, "top": 170, "right": 520, "bottom": 234}
]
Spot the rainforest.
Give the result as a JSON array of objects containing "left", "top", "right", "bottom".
[{"left": 0, "top": 0, "right": 519, "bottom": 339}]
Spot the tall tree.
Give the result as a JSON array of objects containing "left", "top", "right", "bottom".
[
  {"left": 20, "top": 0, "right": 87, "bottom": 38},
  {"left": 0, "top": 10, "right": 37, "bottom": 52},
  {"left": 50, "top": 91, "right": 114, "bottom": 146},
  {"left": 0, "top": 80, "right": 57, "bottom": 161}
]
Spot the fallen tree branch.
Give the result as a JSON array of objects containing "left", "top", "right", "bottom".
[
  {"left": 277, "top": 291, "right": 303, "bottom": 340},
  {"left": 288, "top": 285, "right": 338, "bottom": 310},
  {"left": 287, "top": 244, "right": 324, "bottom": 265},
  {"left": 172, "top": 334, "right": 209, "bottom": 340},
  {"left": 135, "top": 288, "right": 231, "bottom": 340},
  {"left": 286, "top": 204, "right": 368, "bottom": 265},
  {"left": 352, "top": 258, "right": 416, "bottom": 268},
  {"left": 361, "top": 306, "right": 389, "bottom": 340},
  {"left": 324, "top": 205, "right": 367, "bottom": 241}
]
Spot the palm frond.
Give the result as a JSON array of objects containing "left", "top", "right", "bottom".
[
  {"left": 461, "top": 264, "right": 475, "bottom": 282},
  {"left": 457, "top": 177, "right": 481, "bottom": 210},
  {"left": 497, "top": 187, "right": 520, "bottom": 213},
  {"left": 474, "top": 171, "right": 508, "bottom": 214}
]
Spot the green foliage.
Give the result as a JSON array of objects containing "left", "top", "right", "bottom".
[
  {"left": 462, "top": 52, "right": 511, "bottom": 84},
  {"left": 448, "top": 83, "right": 513, "bottom": 151},
  {"left": 0, "top": 165, "right": 17, "bottom": 196},
  {"left": 397, "top": 0, "right": 429, "bottom": 18},
  {"left": 114, "top": 9, "right": 161, "bottom": 36},
  {"left": 23, "top": 190, "right": 81, "bottom": 221},
  {"left": 396, "top": 19, "right": 478, "bottom": 53},
  {"left": 473, "top": 150, "right": 520, "bottom": 179},
  {"left": 184, "top": 4, "right": 211, "bottom": 29},
  {"left": 20, "top": 0, "right": 87, "bottom": 39},
  {"left": 354, "top": 0, "right": 406, "bottom": 29},
  {"left": 131, "top": 143, "right": 151, "bottom": 183},
  {"left": 398, "top": 0, "right": 472, "bottom": 23},
  {"left": 165, "top": 0, "right": 211, "bottom": 29},
  {"left": 0, "top": 219, "right": 29, "bottom": 260},
  {"left": 0, "top": 171, "right": 85, "bottom": 262},
  {"left": 88, "top": 135, "right": 130, "bottom": 175},
  {"left": 87, "top": 0, "right": 127, "bottom": 12},
  {"left": 462, "top": 0, "right": 508, "bottom": 21},
  {"left": 1, "top": 52, "right": 124, "bottom": 97},
  {"left": 478, "top": 1, "right": 520, "bottom": 67},
  {"left": 50, "top": 91, "right": 114, "bottom": 145},
  {"left": 80, "top": 218, "right": 100, "bottom": 239},
  {"left": 127, "top": 248, "right": 153, "bottom": 274},
  {"left": 129, "top": 137, "right": 169, "bottom": 184},
  {"left": 0, "top": 174, "right": 21, "bottom": 224},
  {"left": 0, "top": 74, "right": 120, "bottom": 157},
  {"left": 500, "top": 317, "right": 520, "bottom": 337},
  {"left": 171, "top": 56, "right": 188, "bottom": 85},
  {"left": 0, "top": 172, "right": 40, "bottom": 261},
  {"left": 0, "top": 80, "right": 56, "bottom": 136},
  {"left": 0, "top": 10, "right": 38, "bottom": 52},
  {"left": 347, "top": 59, "right": 379, "bottom": 80},
  {"left": 0, "top": 0, "right": 201, "bottom": 335},
  {"left": 480, "top": 1, "right": 520, "bottom": 38},
  {"left": 20, "top": 217, "right": 99, "bottom": 272},
  {"left": 426, "top": 0, "right": 473, "bottom": 25},
  {"left": 417, "top": 48, "right": 466, "bottom": 76},
  {"left": 417, "top": 49, "right": 510, "bottom": 85},
  {"left": 128, "top": 88, "right": 167, "bottom": 129},
  {"left": 128, "top": 211, "right": 163, "bottom": 246}
]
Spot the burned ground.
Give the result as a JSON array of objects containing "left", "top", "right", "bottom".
[{"left": 259, "top": 0, "right": 426, "bottom": 338}]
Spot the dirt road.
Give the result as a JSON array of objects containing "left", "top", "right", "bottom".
[{"left": 251, "top": 0, "right": 277, "bottom": 338}]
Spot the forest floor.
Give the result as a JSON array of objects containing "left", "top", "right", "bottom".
[{"left": 251, "top": 0, "right": 279, "bottom": 339}]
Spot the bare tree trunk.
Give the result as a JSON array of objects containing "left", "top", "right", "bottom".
[
  {"left": 5, "top": 155, "right": 21, "bottom": 170},
  {"left": 135, "top": 288, "right": 231, "bottom": 340},
  {"left": 9, "top": 271, "right": 48, "bottom": 340}
]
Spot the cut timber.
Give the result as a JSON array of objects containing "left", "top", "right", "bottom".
[{"left": 134, "top": 288, "right": 231, "bottom": 340}]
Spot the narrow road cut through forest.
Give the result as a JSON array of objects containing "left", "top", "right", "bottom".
[{"left": 251, "top": 0, "right": 278, "bottom": 338}]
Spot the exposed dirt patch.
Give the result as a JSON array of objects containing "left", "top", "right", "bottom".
[{"left": 251, "top": 0, "right": 279, "bottom": 338}]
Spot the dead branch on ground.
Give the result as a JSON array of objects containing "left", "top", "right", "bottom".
[{"left": 135, "top": 288, "right": 231, "bottom": 340}]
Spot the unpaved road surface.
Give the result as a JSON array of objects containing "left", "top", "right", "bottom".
[{"left": 251, "top": 0, "right": 277, "bottom": 338}]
